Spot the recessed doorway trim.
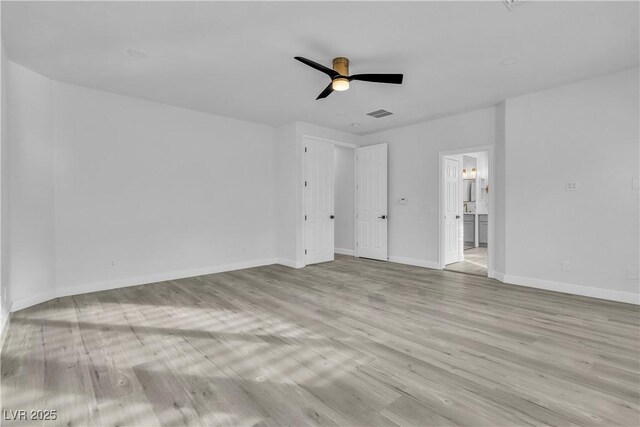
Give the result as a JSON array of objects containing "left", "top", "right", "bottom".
[{"left": 438, "top": 144, "right": 495, "bottom": 278}]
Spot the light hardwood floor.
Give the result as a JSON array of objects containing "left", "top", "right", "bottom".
[
  {"left": 445, "top": 247, "right": 488, "bottom": 277},
  {"left": 1, "top": 255, "right": 639, "bottom": 426}
]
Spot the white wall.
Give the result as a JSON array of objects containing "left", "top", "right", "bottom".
[
  {"left": 5, "top": 61, "right": 55, "bottom": 307},
  {"left": 502, "top": 68, "right": 639, "bottom": 301},
  {"left": 334, "top": 146, "right": 354, "bottom": 252},
  {"left": 2, "top": 60, "right": 279, "bottom": 311},
  {"left": 2, "top": 55, "right": 637, "bottom": 311},
  {"left": 3, "top": 59, "right": 362, "bottom": 311},
  {"left": 494, "top": 102, "right": 507, "bottom": 274},
  {"left": 362, "top": 69, "right": 639, "bottom": 303},
  {"left": 0, "top": 39, "right": 10, "bottom": 330},
  {"left": 360, "top": 108, "right": 496, "bottom": 268},
  {"left": 52, "top": 81, "right": 278, "bottom": 296},
  {"left": 275, "top": 122, "right": 299, "bottom": 266}
]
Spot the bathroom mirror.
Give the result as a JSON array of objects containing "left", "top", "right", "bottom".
[{"left": 463, "top": 180, "right": 476, "bottom": 202}]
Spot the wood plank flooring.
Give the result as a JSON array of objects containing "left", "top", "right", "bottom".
[{"left": 1, "top": 255, "right": 639, "bottom": 426}]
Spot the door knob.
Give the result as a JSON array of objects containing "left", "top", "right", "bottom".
[
  {"left": 330, "top": 215, "right": 335, "bottom": 219},
  {"left": 455, "top": 215, "right": 460, "bottom": 219},
  {"left": 378, "top": 215, "right": 387, "bottom": 219}
]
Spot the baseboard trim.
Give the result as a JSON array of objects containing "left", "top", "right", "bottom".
[
  {"left": 0, "top": 309, "right": 12, "bottom": 350},
  {"left": 11, "top": 257, "right": 635, "bottom": 314},
  {"left": 388, "top": 256, "right": 440, "bottom": 270},
  {"left": 494, "top": 272, "right": 639, "bottom": 305},
  {"left": 9, "top": 289, "right": 58, "bottom": 313},
  {"left": 334, "top": 248, "right": 354, "bottom": 256},
  {"left": 276, "top": 258, "right": 304, "bottom": 269},
  {"left": 10, "top": 257, "right": 279, "bottom": 312}
]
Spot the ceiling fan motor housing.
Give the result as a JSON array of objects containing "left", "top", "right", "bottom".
[{"left": 333, "top": 57, "right": 349, "bottom": 76}]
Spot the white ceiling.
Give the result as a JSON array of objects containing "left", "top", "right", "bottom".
[{"left": 3, "top": 1, "right": 638, "bottom": 135}]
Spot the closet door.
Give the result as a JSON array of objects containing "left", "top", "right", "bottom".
[{"left": 304, "top": 138, "right": 335, "bottom": 265}]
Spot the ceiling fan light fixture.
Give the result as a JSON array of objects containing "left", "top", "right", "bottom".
[
  {"left": 294, "top": 56, "right": 403, "bottom": 100},
  {"left": 332, "top": 78, "right": 350, "bottom": 91}
]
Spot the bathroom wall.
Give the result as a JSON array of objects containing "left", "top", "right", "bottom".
[{"left": 476, "top": 151, "right": 489, "bottom": 214}]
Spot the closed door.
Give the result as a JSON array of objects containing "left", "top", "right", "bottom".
[
  {"left": 444, "top": 157, "right": 461, "bottom": 265},
  {"left": 357, "top": 143, "right": 388, "bottom": 261},
  {"left": 305, "top": 138, "right": 335, "bottom": 265}
]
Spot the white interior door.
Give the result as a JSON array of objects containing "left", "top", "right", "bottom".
[
  {"left": 305, "top": 138, "right": 335, "bottom": 265},
  {"left": 444, "top": 157, "right": 461, "bottom": 265},
  {"left": 356, "top": 143, "right": 388, "bottom": 261}
]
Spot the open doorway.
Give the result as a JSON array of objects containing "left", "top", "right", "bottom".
[
  {"left": 440, "top": 149, "right": 490, "bottom": 276},
  {"left": 334, "top": 144, "right": 356, "bottom": 257}
]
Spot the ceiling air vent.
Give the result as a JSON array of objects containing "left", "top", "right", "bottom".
[
  {"left": 366, "top": 109, "right": 394, "bottom": 118},
  {"left": 502, "top": 0, "right": 528, "bottom": 12}
]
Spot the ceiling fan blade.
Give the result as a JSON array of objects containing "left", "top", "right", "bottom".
[
  {"left": 349, "top": 74, "right": 404, "bottom": 84},
  {"left": 295, "top": 56, "right": 339, "bottom": 79},
  {"left": 316, "top": 82, "right": 334, "bottom": 100}
]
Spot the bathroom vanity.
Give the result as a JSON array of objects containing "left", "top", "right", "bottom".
[{"left": 464, "top": 213, "right": 488, "bottom": 246}]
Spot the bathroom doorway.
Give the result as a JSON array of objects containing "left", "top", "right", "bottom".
[{"left": 440, "top": 149, "right": 490, "bottom": 277}]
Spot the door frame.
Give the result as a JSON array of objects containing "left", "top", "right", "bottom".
[
  {"left": 300, "top": 135, "right": 357, "bottom": 268},
  {"left": 438, "top": 144, "right": 495, "bottom": 278}
]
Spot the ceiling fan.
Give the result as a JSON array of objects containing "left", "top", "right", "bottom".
[{"left": 294, "top": 56, "right": 403, "bottom": 100}]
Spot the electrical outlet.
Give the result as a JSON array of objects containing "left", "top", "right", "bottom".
[
  {"left": 565, "top": 182, "right": 578, "bottom": 191},
  {"left": 398, "top": 197, "right": 408, "bottom": 205},
  {"left": 110, "top": 260, "right": 116, "bottom": 268},
  {"left": 627, "top": 267, "right": 639, "bottom": 280},
  {"left": 561, "top": 261, "right": 571, "bottom": 272}
]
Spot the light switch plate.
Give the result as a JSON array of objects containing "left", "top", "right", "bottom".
[
  {"left": 398, "top": 197, "right": 408, "bottom": 205},
  {"left": 561, "top": 261, "right": 571, "bottom": 272}
]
